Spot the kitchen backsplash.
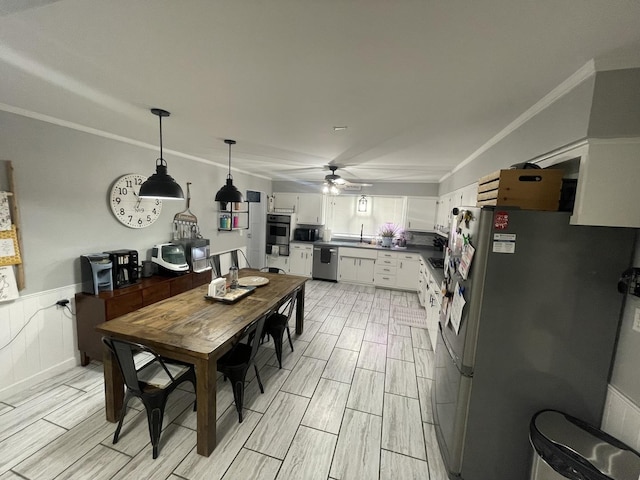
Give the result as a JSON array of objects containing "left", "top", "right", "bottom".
[{"left": 405, "top": 231, "right": 436, "bottom": 246}]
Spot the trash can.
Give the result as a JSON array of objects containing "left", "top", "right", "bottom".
[{"left": 529, "top": 409, "right": 640, "bottom": 480}]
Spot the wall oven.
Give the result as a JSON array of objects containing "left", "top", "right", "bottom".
[{"left": 266, "top": 214, "right": 293, "bottom": 256}]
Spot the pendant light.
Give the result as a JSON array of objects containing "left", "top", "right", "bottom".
[
  {"left": 215, "top": 139, "right": 244, "bottom": 204},
  {"left": 138, "top": 108, "right": 184, "bottom": 200},
  {"left": 357, "top": 195, "right": 368, "bottom": 212}
]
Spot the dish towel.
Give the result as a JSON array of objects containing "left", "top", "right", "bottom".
[{"left": 320, "top": 248, "right": 332, "bottom": 263}]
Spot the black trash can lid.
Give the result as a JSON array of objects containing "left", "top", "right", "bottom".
[{"left": 530, "top": 409, "right": 640, "bottom": 480}]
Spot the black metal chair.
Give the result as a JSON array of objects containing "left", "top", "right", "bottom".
[
  {"left": 211, "top": 254, "right": 222, "bottom": 277},
  {"left": 264, "top": 288, "right": 298, "bottom": 369},
  {"left": 217, "top": 315, "right": 266, "bottom": 423},
  {"left": 101, "top": 337, "right": 196, "bottom": 459},
  {"left": 259, "top": 267, "right": 286, "bottom": 274}
]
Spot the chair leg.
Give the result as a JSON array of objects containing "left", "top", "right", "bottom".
[
  {"left": 232, "top": 380, "right": 245, "bottom": 423},
  {"left": 254, "top": 364, "right": 264, "bottom": 394},
  {"left": 146, "top": 405, "right": 165, "bottom": 459},
  {"left": 113, "top": 392, "right": 132, "bottom": 444},
  {"left": 285, "top": 326, "right": 294, "bottom": 352},
  {"left": 272, "top": 333, "right": 283, "bottom": 369}
]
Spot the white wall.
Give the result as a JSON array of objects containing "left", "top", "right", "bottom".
[{"left": 0, "top": 110, "right": 271, "bottom": 398}]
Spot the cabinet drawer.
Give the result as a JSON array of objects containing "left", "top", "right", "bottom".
[
  {"left": 170, "top": 274, "right": 193, "bottom": 296},
  {"left": 142, "top": 283, "right": 170, "bottom": 306},
  {"left": 375, "top": 265, "right": 397, "bottom": 275},
  {"left": 377, "top": 258, "right": 397, "bottom": 267},
  {"left": 192, "top": 270, "right": 212, "bottom": 287},
  {"left": 374, "top": 274, "right": 396, "bottom": 287},
  {"left": 398, "top": 253, "right": 420, "bottom": 261},
  {"left": 340, "top": 247, "right": 378, "bottom": 259},
  {"left": 105, "top": 292, "right": 142, "bottom": 320},
  {"left": 377, "top": 251, "right": 398, "bottom": 259}
]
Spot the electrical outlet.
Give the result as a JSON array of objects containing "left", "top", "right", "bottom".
[{"left": 633, "top": 307, "right": 640, "bottom": 333}]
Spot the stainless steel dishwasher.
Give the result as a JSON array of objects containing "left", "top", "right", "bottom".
[{"left": 312, "top": 246, "right": 338, "bottom": 281}]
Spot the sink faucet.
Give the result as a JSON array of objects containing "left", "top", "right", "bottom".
[{"left": 360, "top": 224, "right": 363, "bottom": 243}]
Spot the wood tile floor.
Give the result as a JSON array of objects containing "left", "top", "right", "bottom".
[{"left": 0, "top": 280, "right": 447, "bottom": 480}]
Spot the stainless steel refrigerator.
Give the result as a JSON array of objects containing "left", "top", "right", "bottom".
[{"left": 431, "top": 206, "right": 636, "bottom": 480}]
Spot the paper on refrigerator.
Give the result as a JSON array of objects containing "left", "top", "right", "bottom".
[{"left": 449, "top": 282, "right": 466, "bottom": 334}]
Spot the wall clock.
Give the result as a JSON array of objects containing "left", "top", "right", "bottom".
[{"left": 109, "top": 174, "right": 163, "bottom": 228}]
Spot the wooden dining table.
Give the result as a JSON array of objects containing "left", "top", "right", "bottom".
[{"left": 95, "top": 269, "right": 307, "bottom": 457}]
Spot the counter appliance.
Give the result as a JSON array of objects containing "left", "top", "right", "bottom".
[
  {"left": 80, "top": 253, "right": 113, "bottom": 294},
  {"left": 294, "top": 227, "right": 319, "bottom": 242},
  {"left": 104, "top": 249, "right": 138, "bottom": 288},
  {"left": 266, "top": 213, "right": 295, "bottom": 256},
  {"left": 151, "top": 243, "right": 189, "bottom": 275},
  {"left": 312, "top": 245, "right": 338, "bottom": 281},
  {"left": 174, "top": 238, "right": 211, "bottom": 273},
  {"left": 432, "top": 206, "right": 635, "bottom": 480}
]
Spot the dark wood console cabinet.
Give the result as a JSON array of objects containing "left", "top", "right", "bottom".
[{"left": 76, "top": 270, "right": 212, "bottom": 365}]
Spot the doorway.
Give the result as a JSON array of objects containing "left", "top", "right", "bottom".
[{"left": 247, "top": 191, "right": 267, "bottom": 269}]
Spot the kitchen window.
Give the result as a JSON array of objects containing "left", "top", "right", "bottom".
[{"left": 329, "top": 195, "right": 404, "bottom": 239}]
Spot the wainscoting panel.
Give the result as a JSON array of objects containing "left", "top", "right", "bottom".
[
  {"left": 0, "top": 285, "right": 80, "bottom": 400},
  {"left": 602, "top": 384, "right": 640, "bottom": 452}
]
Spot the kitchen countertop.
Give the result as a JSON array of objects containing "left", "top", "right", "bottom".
[{"left": 296, "top": 240, "right": 444, "bottom": 261}]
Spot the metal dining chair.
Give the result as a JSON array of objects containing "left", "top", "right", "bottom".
[
  {"left": 259, "top": 267, "right": 286, "bottom": 274},
  {"left": 101, "top": 337, "right": 196, "bottom": 459},
  {"left": 263, "top": 288, "right": 298, "bottom": 368},
  {"left": 216, "top": 315, "right": 266, "bottom": 423}
]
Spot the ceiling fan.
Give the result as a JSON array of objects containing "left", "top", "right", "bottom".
[{"left": 322, "top": 165, "right": 372, "bottom": 194}]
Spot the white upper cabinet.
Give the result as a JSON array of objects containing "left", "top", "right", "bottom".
[
  {"left": 406, "top": 197, "right": 437, "bottom": 231},
  {"left": 273, "top": 192, "right": 325, "bottom": 224},
  {"left": 536, "top": 138, "right": 640, "bottom": 228},
  {"left": 297, "top": 193, "right": 325, "bottom": 224},
  {"left": 273, "top": 192, "right": 298, "bottom": 212}
]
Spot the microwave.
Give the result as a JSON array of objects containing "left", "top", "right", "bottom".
[
  {"left": 175, "top": 238, "right": 211, "bottom": 273},
  {"left": 294, "top": 228, "right": 319, "bottom": 242}
]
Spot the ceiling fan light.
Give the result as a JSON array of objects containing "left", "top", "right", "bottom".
[
  {"left": 330, "top": 185, "right": 340, "bottom": 195},
  {"left": 139, "top": 108, "right": 184, "bottom": 200}
]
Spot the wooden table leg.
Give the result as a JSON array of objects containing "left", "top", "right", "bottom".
[
  {"left": 196, "top": 355, "right": 217, "bottom": 456},
  {"left": 102, "top": 348, "right": 123, "bottom": 422},
  {"left": 295, "top": 282, "right": 305, "bottom": 334}
]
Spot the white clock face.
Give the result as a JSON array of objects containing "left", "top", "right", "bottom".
[{"left": 110, "top": 174, "right": 163, "bottom": 228}]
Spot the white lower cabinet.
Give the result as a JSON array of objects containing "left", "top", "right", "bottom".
[
  {"left": 266, "top": 255, "right": 289, "bottom": 273},
  {"left": 374, "top": 251, "right": 420, "bottom": 291},
  {"left": 396, "top": 253, "right": 420, "bottom": 290},
  {"left": 289, "top": 243, "right": 313, "bottom": 276},
  {"left": 339, "top": 248, "right": 376, "bottom": 285}
]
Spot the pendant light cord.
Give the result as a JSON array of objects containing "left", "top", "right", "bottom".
[
  {"left": 227, "top": 142, "right": 232, "bottom": 179},
  {"left": 158, "top": 114, "right": 163, "bottom": 160}
]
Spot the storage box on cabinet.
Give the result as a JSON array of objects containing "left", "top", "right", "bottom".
[{"left": 477, "top": 169, "right": 563, "bottom": 211}]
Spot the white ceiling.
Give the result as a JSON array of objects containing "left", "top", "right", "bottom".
[{"left": 1, "top": 0, "right": 640, "bottom": 186}]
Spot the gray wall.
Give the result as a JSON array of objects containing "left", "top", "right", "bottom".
[
  {"left": 272, "top": 180, "right": 439, "bottom": 197},
  {"left": 0, "top": 110, "right": 271, "bottom": 294},
  {"left": 439, "top": 75, "right": 596, "bottom": 194}
]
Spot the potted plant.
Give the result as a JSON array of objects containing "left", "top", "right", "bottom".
[{"left": 378, "top": 222, "right": 402, "bottom": 247}]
